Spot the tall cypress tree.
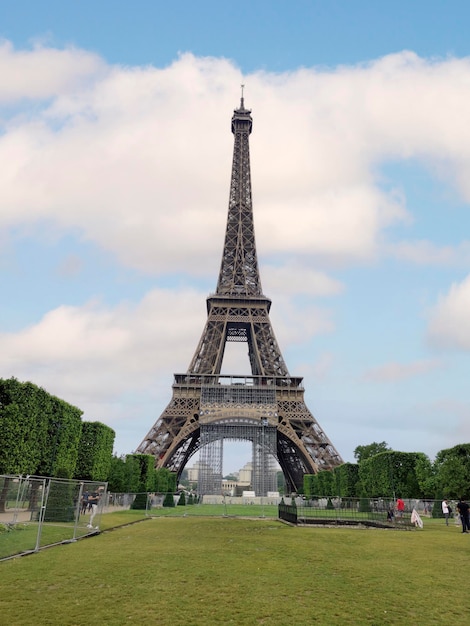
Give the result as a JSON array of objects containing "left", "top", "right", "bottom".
[{"left": 74, "top": 422, "right": 115, "bottom": 481}]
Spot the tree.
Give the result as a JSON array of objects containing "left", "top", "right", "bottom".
[
  {"left": 317, "top": 470, "right": 335, "bottom": 496},
  {"left": 74, "top": 422, "right": 115, "bottom": 481},
  {"left": 35, "top": 394, "right": 83, "bottom": 479},
  {"left": 49, "top": 397, "right": 83, "bottom": 478},
  {"left": 125, "top": 454, "right": 155, "bottom": 492},
  {"left": 223, "top": 473, "right": 238, "bottom": 481},
  {"left": 353, "top": 441, "right": 391, "bottom": 463},
  {"left": 414, "top": 453, "right": 436, "bottom": 497},
  {"left": 434, "top": 444, "right": 470, "bottom": 499},
  {"left": 0, "top": 382, "right": 44, "bottom": 513},
  {"left": 358, "top": 451, "right": 425, "bottom": 498},
  {"left": 163, "top": 492, "right": 175, "bottom": 507},
  {"left": 155, "top": 468, "right": 176, "bottom": 494},
  {"left": 0, "top": 378, "right": 83, "bottom": 480},
  {"left": 334, "top": 463, "right": 359, "bottom": 497},
  {"left": 123, "top": 455, "right": 141, "bottom": 493},
  {"left": 277, "top": 471, "right": 285, "bottom": 494},
  {"left": 131, "top": 492, "right": 148, "bottom": 510},
  {"left": 107, "top": 455, "right": 128, "bottom": 492},
  {"left": 43, "top": 470, "right": 76, "bottom": 522},
  {"left": 303, "top": 473, "right": 317, "bottom": 498},
  {"left": 0, "top": 379, "right": 48, "bottom": 476}
]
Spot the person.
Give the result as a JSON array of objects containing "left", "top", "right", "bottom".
[
  {"left": 81, "top": 491, "right": 89, "bottom": 514},
  {"left": 411, "top": 508, "right": 423, "bottom": 528},
  {"left": 396, "top": 497, "right": 405, "bottom": 520},
  {"left": 442, "top": 499, "right": 451, "bottom": 526},
  {"left": 456, "top": 498, "right": 470, "bottom": 533},
  {"left": 87, "top": 489, "right": 101, "bottom": 529}
]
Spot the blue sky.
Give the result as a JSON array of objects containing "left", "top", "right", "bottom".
[{"left": 1, "top": 1, "right": 470, "bottom": 474}]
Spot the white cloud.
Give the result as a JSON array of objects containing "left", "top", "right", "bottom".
[
  {"left": 0, "top": 288, "right": 206, "bottom": 401},
  {"left": 0, "top": 40, "right": 105, "bottom": 102},
  {"left": 2, "top": 43, "right": 470, "bottom": 457},
  {"left": 427, "top": 274, "right": 470, "bottom": 349},
  {"left": 269, "top": 297, "right": 335, "bottom": 347},
  {"left": 262, "top": 261, "right": 344, "bottom": 297},
  {"left": 363, "top": 358, "right": 442, "bottom": 382},
  {"left": 389, "top": 240, "right": 470, "bottom": 266},
  {"left": 256, "top": 184, "right": 405, "bottom": 260},
  {"left": 2, "top": 45, "right": 470, "bottom": 282}
]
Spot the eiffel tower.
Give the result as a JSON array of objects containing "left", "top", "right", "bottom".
[{"left": 137, "top": 94, "right": 343, "bottom": 494}]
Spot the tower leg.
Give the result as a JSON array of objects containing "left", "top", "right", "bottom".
[
  {"left": 199, "top": 427, "right": 223, "bottom": 496},
  {"left": 251, "top": 423, "right": 277, "bottom": 497}
]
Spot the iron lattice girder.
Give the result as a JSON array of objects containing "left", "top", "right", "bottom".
[
  {"left": 217, "top": 106, "right": 261, "bottom": 298},
  {"left": 137, "top": 375, "right": 342, "bottom": 491},
  {"left": 198, "top": 420, "right": 278, "bottom": 496},
  {"left": 137, "top": 99, "right": 343, "bottom": 491},
  {"left": 188, "top": 296, "right": 289, "bottom": 378}
]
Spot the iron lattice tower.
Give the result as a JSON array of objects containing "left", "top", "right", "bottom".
[{"left": 137, "top": 96, "right": 343, "bottom": 493}]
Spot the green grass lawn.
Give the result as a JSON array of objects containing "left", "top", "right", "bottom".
[
  {"left": 151, "top": 502, "right": 279, "bottom": 518},
  {"left": 0, "top": 510, "right": 150, "bottom": 559},
  {"left": 0, "top": 512, "right": 467, "bottom": 625}
]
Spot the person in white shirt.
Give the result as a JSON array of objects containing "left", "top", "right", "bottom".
[
  {"left": 442, "top": 499, "right": 451, "bottom": 526},
  {"left": 87, "top": 490, "right": 101, "bottom": 529}
]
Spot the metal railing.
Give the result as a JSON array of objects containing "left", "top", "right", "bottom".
[
  {"left": 279, "top": 496, "right": 444, "bottom": 528},
  {"left": 3, "top": 483, "right": 455, "bottom": 559},
  {"left": 0, "top": 474, "right": 107, "bottom": 560}
]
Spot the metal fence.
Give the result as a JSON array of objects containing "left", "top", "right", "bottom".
[
  {"left": 145, "top": 493, "right": 283, "bottom": 517},
  {"left": 3, "top": 482, "right": 460, "bottom": 560},
  {"left": 281, "top": 497, "right": 411, "bottom": 527},
  {"left": 0, "top": 474, "right": 107, "bottom": 560},
  {"left": 280, "top": 496, "right": 461, "bottom": 528},
  {"left": 146, "top": 494, "right": 459, "bottom": 528}
]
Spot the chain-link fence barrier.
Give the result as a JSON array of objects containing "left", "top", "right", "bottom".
[
  {"left": 0, "top": 474, "right": 107, "bottom": 560},
  {"left": 3, "top": 481, "right": 462, "bottom": 559},
  {"left": 281, "top": 496, "right": 414, "bottom": 527},
  {"left": 145, "top": 493, "right": 462, "bottom": 526},
  {"left": 145, "top": 492, "right": 282, "bottom": 517}
]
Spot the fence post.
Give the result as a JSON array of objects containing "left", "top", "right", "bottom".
[
  {"left": 34, "top": 478, "right": 49, "bottom": 552},
  {"left": 12, "top": 475, "right": 29, "bottom": 524},
  {"left": 73, "top": 482, "right": 85, "bottom": 540}
]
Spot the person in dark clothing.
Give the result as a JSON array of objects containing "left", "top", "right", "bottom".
[
  {"left": 456, "top": 499, "right": 470, "bottom": 533},
  {"left": 81, "top": 491, "right": 89, "bottom": 514}
]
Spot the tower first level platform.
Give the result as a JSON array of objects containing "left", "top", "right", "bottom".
[{"left": 138, "top": 373, "right": 341, "bottom": 494}]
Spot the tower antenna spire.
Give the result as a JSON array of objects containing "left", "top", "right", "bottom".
[{"left": 240, "top": 83, "right": 245, "bottom": 109}]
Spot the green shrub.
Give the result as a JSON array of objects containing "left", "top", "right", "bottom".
[
  {"left": 131, "top": 493, "right": 148, "bottom": 510},
  {"left": 163, "top": 493, "right": 175, "bottom": 507}
]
